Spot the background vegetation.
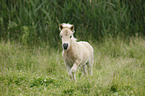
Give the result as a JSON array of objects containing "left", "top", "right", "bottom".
[
  {"left": 0, "top": 0, "right": 145, "bottom": 95},
  {"left": 0, "top": 0, "right": 144, "bottom": 46}
]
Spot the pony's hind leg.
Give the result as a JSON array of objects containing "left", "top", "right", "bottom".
[
  {"left": 87, "top": 57, "right": 94, "bottom": 76},
  {"left": 80, "top": 64, "right": 88, "bottom": 76}
]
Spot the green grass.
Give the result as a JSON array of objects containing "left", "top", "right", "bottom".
[
  {"left": 0, "top": 0, "right": 144, "bottom": 95},
  {"left": 0, "top": 36, "right": 145, "bottom": 96}
]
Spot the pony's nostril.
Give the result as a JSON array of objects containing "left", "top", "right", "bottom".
[{"left": 63, "top": 43, "right": 68, "bottom": 50}]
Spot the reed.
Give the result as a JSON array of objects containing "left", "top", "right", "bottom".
[{"left": 0, "top": 0, "right": 144, "bottom": 46}]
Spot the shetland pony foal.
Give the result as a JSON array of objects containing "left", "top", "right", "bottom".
[{"left": 59, "top": 23, "right": 94, "bottom": 81}]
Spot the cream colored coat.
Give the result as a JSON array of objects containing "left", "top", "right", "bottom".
[{"left": 59, "top": 23, "right": 94, "bottom": 81}]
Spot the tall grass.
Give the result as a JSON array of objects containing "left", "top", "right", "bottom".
[
  {"left": 0, "top": 37, "right": 145, "bottom": 95},
  {"left": 0, "top": 0, "right": 144, "bottom": 46}
]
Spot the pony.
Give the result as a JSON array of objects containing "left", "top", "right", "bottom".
[{"left": 59, "top": 23, "right": 94, "bottom": 81}]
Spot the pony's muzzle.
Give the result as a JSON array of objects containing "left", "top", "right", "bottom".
[{"left": 63, "top": 43, "right": 68, "bottom": 50}]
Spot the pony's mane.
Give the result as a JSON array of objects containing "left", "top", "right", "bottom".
[
  {"left": 62, "top": 23, "right": 73, "bottom": 28},
  {"left": 72, "top": 36, "right": 77, "bottom": 42}
]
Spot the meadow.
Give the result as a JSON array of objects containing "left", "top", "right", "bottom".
[
  {"left": 1, "top": 36, "right": 145, "bottom": 96},
  {"left": 0, "top": 0, "right": 145, "bottom": 96}
]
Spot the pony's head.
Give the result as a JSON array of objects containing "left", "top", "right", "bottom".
[{"left": 59, "top": 23, "right": 75, "bottom": 50}]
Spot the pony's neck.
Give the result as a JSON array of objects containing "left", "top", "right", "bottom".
[{"left": 70, "top": 37, "right": 77, "bottom": 49}]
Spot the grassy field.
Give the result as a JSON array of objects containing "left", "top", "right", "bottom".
[
  {"left": 0, "top": 0, "right": 144, "bottom": 95},
  {"left": 0, "top": 36, "right": 145, "bottom": 96}
]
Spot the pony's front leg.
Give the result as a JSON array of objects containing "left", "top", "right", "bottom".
[
  {"left": 66, "top": 65, "right": 76, "bottom": 81},
  {"left": 65, "top": 64, "right": 73, "bottom": 79},
  {"left": 71, "top": 63, "right": 78, "bottom": 81}
]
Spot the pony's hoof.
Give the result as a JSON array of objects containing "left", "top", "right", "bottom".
[{"left": 71, "top": 68, "right": 76, "bottom": 74}]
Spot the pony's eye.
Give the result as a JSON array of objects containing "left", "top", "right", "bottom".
[
  {"left": 60, "top": 35, "right": 62, "bottom": 38},
  {"left": 70, "top": 36, "right": 72, "bottom": 38}
]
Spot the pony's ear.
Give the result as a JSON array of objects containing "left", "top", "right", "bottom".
[
  {"left": 59, "top": 24, "right": 63, "bottom": 31},
  {"left": 70, "top": 25, "right": 74, "bottom": 31}
]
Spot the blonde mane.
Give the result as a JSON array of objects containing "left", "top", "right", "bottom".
[
  {"left": 72, "top": 36, "right": 77, "bottom": 42},
  {"left": 61, "top": 23, "right": 73, "bottom": 28}
]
